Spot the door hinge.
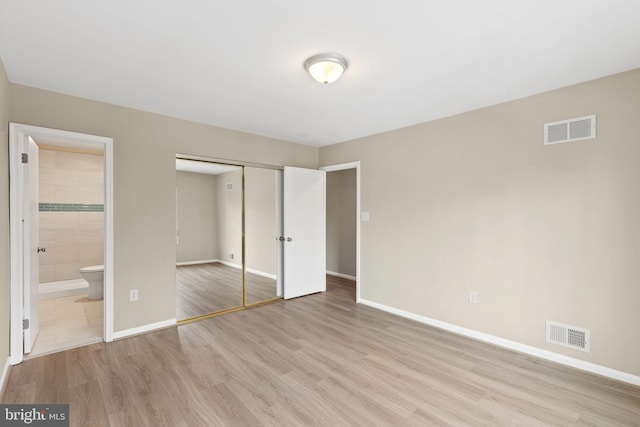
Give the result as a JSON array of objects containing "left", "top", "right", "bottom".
[
  {"left": 23, "top": 319, "right": 29, "bottom": 330},
  {"left": 21, "top": 153, "right": 29, "bottom": 164}
]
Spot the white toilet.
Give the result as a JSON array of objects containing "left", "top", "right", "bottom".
[{"left": 79, "top": 265, "right": 104, "bottom": 300}]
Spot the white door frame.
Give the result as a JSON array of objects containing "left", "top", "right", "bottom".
[
  {"left": 319, "top": 161, "right": 361, "bottom": 302},
  {"left": 9, "top": 123, "right": 115, "bottom": 365}
]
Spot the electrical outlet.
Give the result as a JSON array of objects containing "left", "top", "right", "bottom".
[
  {"left": 130, "top": 289, "right": 139, "bottom": 302},
  {"left": 468, "top": 290, "right": 478, "bottom": 304},
  {"left": 228, "top": 252, "right": 234, "bottom": 260}
]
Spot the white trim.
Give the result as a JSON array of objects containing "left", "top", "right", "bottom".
[
  {"left": 0, "top": 357, "right": 11, "bottom": 398},
  {"left": 112, "top": 318, "right": 177, "bottom": 340},
  {"left": 359, "top": 298, "right": 640, "bottom": 387},
  {"left": 175, "top": 260, "right": 276, "bottom": 279},
  {"left": 9, "top": 123, "right": 115, "bottom": 364},
  {"left": 320, "top": 161, "right": 360, "bottom": 172},
  {"left": 326, "top": 271, "right": 356, "bottom": 281},
  {"left": 320, "top": 161, "right": 361, "bottom": 303},
  {"left": 218, "top": 260, "right": 242, "bottom": 270},
  {"left": 246, "top": 268, "right": 277, "bottom": 280},
  {"left": 176, "top": 259, "right": 218, "bottom": 266},
  {"left": 103, "top": 135, "right": 114, "bottom": 343}
]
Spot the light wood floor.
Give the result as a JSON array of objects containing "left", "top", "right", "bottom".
[
  {"left": 176, "top": 263, "right": 277, "bottom": 320},
  {"left": 3, "top": 276, "right": 639, "bottom": 426}
]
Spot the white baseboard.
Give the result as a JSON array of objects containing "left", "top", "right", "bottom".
[
  {"left": 176, "top": 261, "right": 276, "bottom": 280},
  {"left": 112, "top": 318, "right": 177, "bottom": 340},
  {"left": 220, "top": 261, "right": 275, "bottom": 279},
  {"left": 218, "top": 260, "right": 242, "bottom": 270},
  {"left": 359, "top": 298, "right": 640, "bottom": 387},
  {"left": 176, "top": 259, "right": 218, "bottom": 266},
  {"left": 327, "top": 271, "right": 356, "bottom": 281},
  {"left": 246, "top": 268, "right": 277, "bottom": 280},
  {"left": 1, "top": 357, "right": 10, "bottom": 399}
]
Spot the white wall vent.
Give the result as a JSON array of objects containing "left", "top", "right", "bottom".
[
  {"left": 226, "top": 182, "right": 233, "bottom": 191},
  {"left": 544, "top": 114, "right": 596, "bottom": 145},
  {"left": 546, "top": 321, "right": 590, "bottom": 353}
]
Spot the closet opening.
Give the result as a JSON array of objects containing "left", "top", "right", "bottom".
[{"left": 175, "top": 156, "right": 283, "bottom": 323}]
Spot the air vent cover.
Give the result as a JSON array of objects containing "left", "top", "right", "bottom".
[
  {"left": 544, "top": 114, "right": 596, "bottom": 145},
  {"left": 546, "top": 321, "right": 590, "bottom": 352}
]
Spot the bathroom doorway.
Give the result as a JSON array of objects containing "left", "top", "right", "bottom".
[
  {"left": 33, "top": 144, "right": 105, "bottom": 357},
  {"left": 9, "top": 123, "right": 114, "bottom": 365}
]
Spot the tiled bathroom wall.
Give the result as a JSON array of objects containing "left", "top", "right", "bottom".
[{"left": 39, "top": 149, "right": 104, "bottom": 283}]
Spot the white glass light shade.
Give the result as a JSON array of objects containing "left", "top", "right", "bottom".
[{"left": 304, "top": 53, "right": 348, "bottom": 84}]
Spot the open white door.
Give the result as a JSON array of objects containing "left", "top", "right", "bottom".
[
  {"left": 276, "top": 170, "right": 284, "bottom": 297},
  {"left": 283, "top": 166, "right": 326, "bottom": 299},
  {"left": 23, "top": 136, "right": 40, "bottom": 353}
]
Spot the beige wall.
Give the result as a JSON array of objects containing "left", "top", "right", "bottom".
[
  {"left": 0, "top": 58, "right": 10, "bottom": 365},
  {"left": 39, "top": 149, "right": 104, "bottom": 282},
  {"left": 216, "top": 169, "right": 243, "bottom": 267},
  {"left": 9, "top": 83, "right": 318, "bottom": 332},
  {"left": 6, "top": 54, "right": 637, "bottom": 380},
  {"left": 176, "top": 167, "right": 277, "bottom": 274},
  {"left": 326, "top": 169, "right": 356, "bottom": 277},
  {"left": 175, "top": 171, "right": 218, "bottom": 263},
  {"left": 320, "top": 69, "right": 640, "bottom": 376},
  {"left": 245, "top": 167, "right": 277, "bottom": 276}
]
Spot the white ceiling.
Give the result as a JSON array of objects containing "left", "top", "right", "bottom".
[{"left": 1, "top": 1, "right": 639, "bottom": 147}]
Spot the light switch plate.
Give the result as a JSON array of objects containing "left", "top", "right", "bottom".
[
  {"left": 468, "top": 290, "right": 478, "bottom": 304},
  {"left": 361, "top": 211, "right": 370, "bottom": 221}
]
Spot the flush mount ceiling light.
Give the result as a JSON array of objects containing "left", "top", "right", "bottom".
[{"left": 304, "top": 53, "right": 348, "bottom": 84}]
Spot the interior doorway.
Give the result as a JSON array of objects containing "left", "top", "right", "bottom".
[
  {"left": 320, "top": 162, "right": 361, "bottom": 302},
  {"left": 9, "top": 123, "right": 114, "bottom": 365}
]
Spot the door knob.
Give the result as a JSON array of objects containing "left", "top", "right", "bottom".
[
  {"left": 278, "top": 236, "right": 285, "bottom": 241},
  {"left": 286, "top": 237, "right": 292, "bottom": 242},
  {"left": 37, "top": 247, "right": 46, "bottom": 253}
]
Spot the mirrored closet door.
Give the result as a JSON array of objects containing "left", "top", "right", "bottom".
[
  {"left": 175, "top": 158, "right": 282, "bottom": 322},
  {"left": 175, "top": 160, "right": 244, "bottom": 319},
  {"left": 245, "top": 166, "right": 281, "bottom": 305}
]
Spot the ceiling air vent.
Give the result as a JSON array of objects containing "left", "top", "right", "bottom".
[
  {"left": 544, "top": 114, "right": 596, "bottom": 145},
  {"left": 546, "top": 321, "right": 590, "bottom": 353}
]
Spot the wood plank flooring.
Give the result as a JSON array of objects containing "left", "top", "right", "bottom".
[
  {"left": 3, "top": 275, "right": 640, "bottom": 426},
  {"left": 176, "top": 263, "right": 277, "bottom": 319}
]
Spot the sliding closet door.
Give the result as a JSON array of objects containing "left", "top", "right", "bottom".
[
  {"left": 175, "top": 161, "right": 243, "bottom": 320},
  {"left": 244, "top": 167, "right": 280, "bottom": 304},
  {"left": 175, "top": 159, "right": 326, "bottom": 320}
]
